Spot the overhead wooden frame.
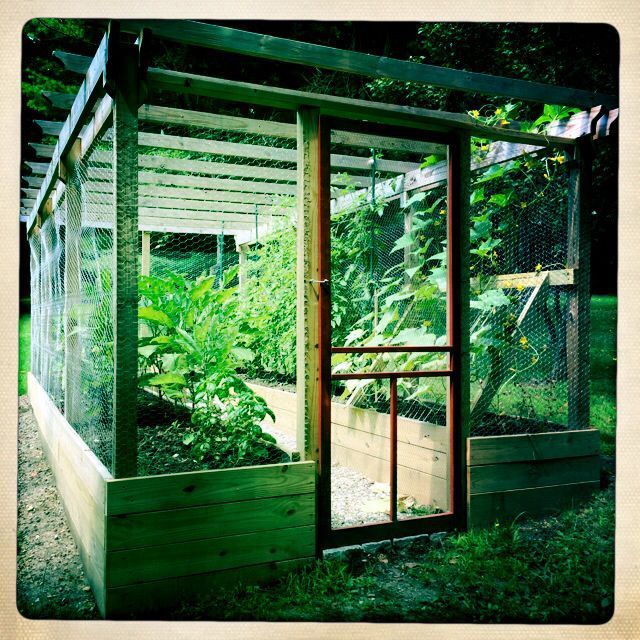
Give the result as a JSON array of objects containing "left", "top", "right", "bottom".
[{"left": 118, "top": 19, "right": 617, "bottom": 109}]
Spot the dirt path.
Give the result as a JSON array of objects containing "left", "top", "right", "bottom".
[{"left": 17, "top": 395, "right": 99, "bottom": 619}]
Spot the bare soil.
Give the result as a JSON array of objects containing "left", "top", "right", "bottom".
[{"left": 17, "top": 395, "right": 99, "bottom": 619}]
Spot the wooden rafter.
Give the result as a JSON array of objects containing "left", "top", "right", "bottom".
[{"left": 115, "top": 20, "right": 616, "bottom": 109}]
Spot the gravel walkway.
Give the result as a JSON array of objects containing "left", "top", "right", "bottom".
[{"left": 17, "top": 396, "right": 99, "bottom": 619}]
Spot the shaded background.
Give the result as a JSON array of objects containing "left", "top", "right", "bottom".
[{"left": 19, "top": 19, "right": 619, "bottom": 310}]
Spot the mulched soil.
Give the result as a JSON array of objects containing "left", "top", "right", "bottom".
[{"left": 17, "top": 396, "right": 99, "bottom": 619}]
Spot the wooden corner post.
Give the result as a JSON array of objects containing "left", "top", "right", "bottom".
[
  {"left": 296, "top": 107, "right": 323, "bottom": 463},
  {"left": 449, "top": 132, "right": 471, "bottom": 530},
  {"left": 566, "top": 138, "right": 592, "bottom": 429},
  {"left": 111, "top": 34, "right": 140, "bottom": 478},
  {"left": 63, "top": 139, "right": 83, "bottom": 425}
]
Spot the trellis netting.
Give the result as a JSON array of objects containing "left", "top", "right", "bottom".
[
  {"left": 28, "top": 112, "right": 587, "bottom": 481},
  {"left": 134, "top": 111, "right": 299, "bottom": 476}
]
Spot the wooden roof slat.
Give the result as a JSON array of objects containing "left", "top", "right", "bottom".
[{"left": 145, "top": 68, "right": 589, "bottom": 148}]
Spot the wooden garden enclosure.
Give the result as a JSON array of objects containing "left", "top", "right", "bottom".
[{"left": 22, "top": 20, "right": 617, "bottom": 618}]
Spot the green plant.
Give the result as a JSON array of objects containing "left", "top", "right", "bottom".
[{"left": 138, "top": 268, "right": 278, "bottom": 468}]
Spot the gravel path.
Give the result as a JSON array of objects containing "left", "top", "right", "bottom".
[{"left": 17, "top": 396, "right": 99, "bottom": 619}]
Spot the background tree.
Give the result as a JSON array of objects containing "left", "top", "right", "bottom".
[{"left": 20, "top": 20, "right": 619, "bottom": 300}]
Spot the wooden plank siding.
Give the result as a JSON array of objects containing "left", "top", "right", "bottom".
[
  {"left": 28, "top": 373, "right": 110, "bottom": 617},
  {"left": 248, "top": 381, "right": 450, "bottom": 509},
  {"left": 28, "top": 372, "right": 316, "bottom": 618},
  {"left": 467, "top": 429, "right": 600, "bottom": 527}
]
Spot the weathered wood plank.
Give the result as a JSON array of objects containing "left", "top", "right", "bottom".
[
  {"left": 106, "top": 492, "right": 315, "bottom": 551},
  {"left": 106, "top": 460, "right": 315, "bottom": 515},
  {"left": 27, "top": 34, "right": 108, "bottom": 234},
  {"left": 106, "top": 524, "right": 315, "bottom": 587},
  {"left": 468, "top": 480, "right": 600, "bottom": 527},
  {"left": 121, "top": 20, "right": 617, "bottom": 108},
  {"left": 146, "top": 68, "right": 592, "bottom": 149},
  {"left": 468, "top": 429, "right": 600, "bottom": 466},
  {"left": 296, "top": 108, "right": 321, "bottom": 461},
  {"left": 111, "top": 42, "right": 140, "bottom": 479},
  {"left": 469, "top": 455, "right": 600, "bottom": 494},
  {"left": 247, "top": 381, "right": 449, "bottom": 452},
  {"left": 104, "top": 557, "right": 312, "bottom": 618},
  {"left": 332, "top": 421, "right": 448, "bottom": 478},
  {"left": 28, "top": 373, "right": 109, "bottom": 615},
  {"left": 566, "top": 140, "right": 592, "bottom": 429},
  {"left": 332, "top": 443, "right": 448, "bottom": 510},
  {"left": 470, "top": 269, "right": 574, "bottom": 290}
]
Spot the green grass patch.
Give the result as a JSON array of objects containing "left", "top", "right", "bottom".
[
  {"left": 172, "top": 486, "right": 614, "bottom": 623},
  {"left": 590, "top": 295, "right": 616, "bottom": 455},
  {"left": 18, "top": 314, "right": 30, "bottom": 395}
]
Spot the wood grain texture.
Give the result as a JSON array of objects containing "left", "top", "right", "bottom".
[
  {"left": 468, "top": 481, "right": 600, "bottom": 528},
  {"left": 468, "top": 429, "right": 600, "bottom": 465},
  {"left": 105, "top": 461, "right": 315, "bottom": 515},
  {"left": 28, "top": 373, "right": 110, "bottom": 616},
  {"left": 106, "top": 524, "right": 315, "bottom": 587},
  {"left": 469, "top": 454, "right": 600, "bottom": 494},
  {"left": 332, "top": 444, "right": 448, "bottom": 509},
  {"left": 104, "top": 557, "right": 312, "bottom": 618},
  {"left": 121, "top": 20, "right": 617, "bottom": 108},
  {"left": 296, "top": 108, "right": 321, "bottom": 461},
  {"left": 106, "top": 492, "right": 315, "bottom": 551}
]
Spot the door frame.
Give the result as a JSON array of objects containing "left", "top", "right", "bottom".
[{"left": 315, "top": 117, "right": 470, "bottom": 550}]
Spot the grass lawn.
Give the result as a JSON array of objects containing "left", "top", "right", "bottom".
[{"left": 18, "top": 314, "right": 30, "bottom": 396}]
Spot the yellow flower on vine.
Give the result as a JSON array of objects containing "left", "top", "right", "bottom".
[
  {"left": 516, "top": 284, "right": 524, "bottom": 292},
  {"left": 499, "top": 119, "right": 509, "bottom": 126},
  {"left": 471, "top": 109, "right": 480, "bottom": 118},
  {"left": 520, "top": 202, "right": 527, "bottom": 209},
  {"left": 519, "top": 336, "right": 529, "bottom": 349},
  {"left": 439, "top": 208, "right": 446, "bottom": 215},
  {"left": 535, "top": 263, "right": 542, "bottom": 272},
  {"left": 495, "top": 107, "right": 503, "bottom": 115},
  {"left": 531, "top": 356, "right": 539, "bottom": 364}
]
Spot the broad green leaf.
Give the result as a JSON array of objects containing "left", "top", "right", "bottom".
[
  {"left": 138, "top": 306, "right": 174, "bottom": 327},
  {"left": 148, "top": 372, "right": 187, "bottom": 386},
  {"left": 390, "top": 233, "right": 416, "bottom": 254},
  {"left": 138, "top": 344, "right": 158, "bottom": 358},
  {"left": 470, "top": 187, "right": 485, "bottom": 205},
  {"left": 190, "top": 276, "right": 216, "bottom": 301},
  {"left": 231, "top": 347, "right": 255, "bottom": 362}
]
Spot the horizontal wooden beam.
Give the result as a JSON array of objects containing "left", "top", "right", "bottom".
[
  {"left": 118, "top": 20, "right": 616, "bottom": 109},
  {"left": 26, "top": 33, "right": 108, "bottom": 235},
  {"left": 138, "top": 131, "right": 419, "bottom": 174},
  {"left": 145, "top": 68, "right": 591, "bottom": 148}
]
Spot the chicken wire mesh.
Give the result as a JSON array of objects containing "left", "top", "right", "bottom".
[
  {"left": 27, "top": 104, "right": 587, "bottom": 486},
  {"left": 467, "top": 146, "right": 575, "bottom": 436},
  {"left": 32, "top": 197, "right": 66, "bottom": 412},
  {"left": 134, "top": 112, "right": 299, "bottom": 476},
  {"left": 66, "top": 132, "right": 116, "bottom": 471}
]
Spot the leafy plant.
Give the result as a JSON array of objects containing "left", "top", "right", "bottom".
[{"left": 138, "top": 268, "right": 278, "bottom": 469}]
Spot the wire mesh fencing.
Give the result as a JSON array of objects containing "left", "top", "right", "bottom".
[
  {"left": 467, "top": 145, "right": 577, "bottom": 436},
  {"left": 27, "top": 103, "right": 589, "bottom": 486},
  {"left": 134, "top": 112, "right": 299, "bottom": 476}
]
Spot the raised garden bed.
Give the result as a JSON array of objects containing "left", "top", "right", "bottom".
[
  {"left": 28, "top": 373, "right": 316, "bottom": 618},
  {"left": 248, "top": 382, "right": 600, "bottom": 526}
]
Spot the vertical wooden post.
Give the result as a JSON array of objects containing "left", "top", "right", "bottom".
[
  {"left": 449, "top": 132, "right": 471, "bottom": 529},
  {"left": 238, "top": 244, "right": 248, "bottom": 291},
  {"left": 112, "top": 41, "right": 140, "bottom": 478},
  {"left": 63, "top": 140, "right": 83, "bottom": 424},
  {"left": 140, "top": 231, "right": 151, "bottom": 276},
  {"left": 566, "top": 138, "right": 592, "bottom": 429},
  {"left": 296, "top": 107, "right": 322, "bottom": 462}
]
